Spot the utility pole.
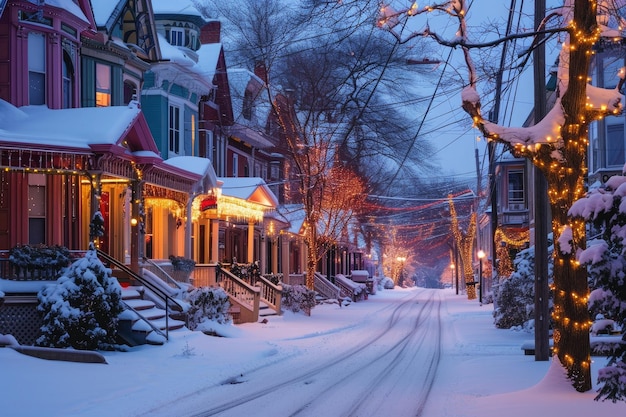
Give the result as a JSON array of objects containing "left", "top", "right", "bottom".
[
  {"left": 534, "top": 0, "right": 550, "bottom": 362},
  {"left": 489, "top": 0, "right": 517, "bottom": 294}
]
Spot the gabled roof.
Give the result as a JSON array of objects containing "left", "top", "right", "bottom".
[
  {"left": 218, "top": 177, "right": 279, "bottom": 208},
  {"left": 277, "top": 204, "right": 306, "bottom": 235},
  {"left": 91, "top": 0, "right": 160, "bottom": 60}
]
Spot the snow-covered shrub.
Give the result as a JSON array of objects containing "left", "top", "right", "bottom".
[
  {"left": 281, "top": 284, "right": 316, "bottom": 315},
  {"left": 9, "top": 244, "right": 70, "bottom": 269},
  {"left": 379, "top": 276, "right": 395, "bottom": 290},
  {"left": 36, "top": 244, "right": 124, "bottom": 350},
  {"left": 185, "top": 286, "right": 231, "bottom": 330},
  {"left": 569, "top": 176, "right": 626, "bottom": 402},
  {"left": 492, "top": 236, "right": 553, "bottom": 330},
  {"left": 169, "top": 255, "right": 196, "bottom": 272}
]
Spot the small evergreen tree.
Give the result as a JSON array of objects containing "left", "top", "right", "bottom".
[
  {"left": 36, "top": 243, "right": 124, "bottom": 350},
  {"left": 89, "top": 211, "right": 105, "bottom": 242},
  {"left": 570, "top": 176, "right": 626, "bottom": 402},
  {"left": 493, "top": 236, "right": 553, "bottom": 330}
]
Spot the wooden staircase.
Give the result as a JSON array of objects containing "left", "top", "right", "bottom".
[{"left": 118, "top": 285, "right": 186, "bottom": 346}]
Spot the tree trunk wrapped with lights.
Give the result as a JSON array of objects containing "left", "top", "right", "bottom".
[
  {"left": 449, "top": 197, "right": 477, "bottom": 300},
  {"left": 380, "top": 0, "right": 625, "bottom": 392}
]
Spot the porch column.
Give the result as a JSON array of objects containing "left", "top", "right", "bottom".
[
  {"left": 271, "top": 239, "right": 278, "bottom": 274},
  {"left": 129, "top": 179, "right": 142, "bottom": 273},
  {"left": 300, "top": 239, "right": 307, "bottom": 274},
  {"left": 260, "top": 233, "right": 267, "bottom": 274},
  {"left": 89, "top": 172, "right": 102, "bottom": 235},
  {"left": 247, "top": 221, "right": 255, "bottom": 263},
  {"left": 281, "top": 234, "right": 290, "bottom": 281},
  {"left": 211, "top": 218, "right": 219, "bottom": 262},
  {"left": 185, "top": 200, "right": 193, "bottom": 259}
]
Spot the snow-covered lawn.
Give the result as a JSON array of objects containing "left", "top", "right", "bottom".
[{"left": 1, "top": 287, "right": 625, "bottom": 416}]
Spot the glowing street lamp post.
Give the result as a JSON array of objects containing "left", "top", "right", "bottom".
[
  {"left": 450, "top": 263, "right": 455, "bottom": 290},
  {"left": 396, "top": 256, "right": 406, "bottom": 285},
  {"left": 477, "top": 250, "right": 486, "bottom": 305}
]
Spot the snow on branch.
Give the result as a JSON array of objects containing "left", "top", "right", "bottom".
[{"left": 379, "top": 0, "right": 625, "bottom": 159}]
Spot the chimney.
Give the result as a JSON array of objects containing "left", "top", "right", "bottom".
[
  {"left": 254, "top": 61, "right": 268, "bottom": 83},
  {"left": 200, "top": 21, "right": 221, "bottom": 44}
]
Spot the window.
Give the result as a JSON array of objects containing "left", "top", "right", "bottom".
[
  {"left": 96, "top": 63, "right": 111, "bottom": 107},
  {"left": 28, "top": 32, "right": 46, "bottom": 105},
  {"left": 169, "top": 105, "right": 181, "bottom": 155},
  {"left": 242, "top": 89, "right": 254, "bottom": 120},
  {"left": 62, "top": 51, "right": 74, "bottom": 108},
  {"left": 28, "top": 174, "right": 46, "bottom": 244},
  {"left": 508, "top": 169, "right": 524, "bottom": 208},
  {"left": 603, "top": 56, "right": 624, "bottom": 89},
  {"left": 124, "top": 81, "right": 136, "bottom": 105},
  {"left": 606, "top": 123, "right": 625, "bottom": 167},
  {"left": 232, "top": 154, "right": 238, "bottom": 177},
  {"left": 170, "top": 27, "right": 184, "bottom": 46}
]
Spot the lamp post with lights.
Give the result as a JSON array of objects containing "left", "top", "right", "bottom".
[{"left": 477, "top": 250, "right": 486, "bottom": 305}]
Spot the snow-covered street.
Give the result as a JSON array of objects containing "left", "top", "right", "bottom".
[
  {"left": 150, "top": 289, "right": 442, "bottom": 417},
  {"left": 2, "top": 287, "right": 625, "bottom": 416}
]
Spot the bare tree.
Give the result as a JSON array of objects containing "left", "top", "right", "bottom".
[
  {"left": 200, "top": 0, "right": 443, "bottom": 287},
  {"left": 379, "top": 0, "right": 625, "bottom": 392}
]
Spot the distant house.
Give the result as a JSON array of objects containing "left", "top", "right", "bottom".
[{"left": 588, "top": 38, "right": 626, "bottom": 186}]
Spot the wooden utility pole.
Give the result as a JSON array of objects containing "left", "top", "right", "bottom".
[{"left": 534, "top": 0, "right": 550, "bottom": 362}]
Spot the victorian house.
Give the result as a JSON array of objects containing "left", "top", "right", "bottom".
[{"left": 0, "top": 0, "right": 217, "bottom": 262}]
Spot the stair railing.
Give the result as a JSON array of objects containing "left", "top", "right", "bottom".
[
  {"left": 97, "top": 250, "right": 182, "bottom": 341},
  {"left": 314, "top": 272, "right": 342, "bottom": 299},
  {"left": 120, "top": 300, "right": 168, "bottom": 341},
  {"left": 140, "top": 258, "right": 187, "bottom": 294},
  {"left": 257, "top": 275, "right": 282, "bottom": 314},
  {"left": 216, "top": 265, "right": 260, "bottom": 322}
]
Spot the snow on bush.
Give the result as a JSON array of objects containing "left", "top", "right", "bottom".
[
  {"left": 492, "top": 235, "right": 553, "bottom": 330},
  {"left": 185, "top": 286, "right": 232, "bottom": 330},
  {"left": 570, "top": 177, "right": 626, "bottom": 402},
  {"left": 36, "top": 244, "right": 124, "bottom": 350},
  {"left": 379, "top": 276, "right": 395, "bottom": 290},
  {"left": 281, "top": 284, "right": 316, "bottom": 315},
  {"left": 9, "top": 244, "right": 70, "bottom": 269}
]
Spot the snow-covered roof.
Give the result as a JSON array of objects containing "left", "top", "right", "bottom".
[
  {"left": 197, "top": 43, "right": 222, "bottom": 80},
  {"left": 46, "top": 0, "right": 89, "bottom": 23},
  {"left": 227, "top": 68, "right": 271, "bottom": 128},
  {"left": 165, "top": 156, "right": 217, "bottom": 190},
  {"left": 90, "top": 0, "right": 118, "bottom": 26},
  {"left": 151, "top": 0, "right": 203, "bottom": 18},
  {"left": 277, "top": 204, "right": 306, "bottom": 235},
  {"left": 157, "top": 33, "right": 196, "bottom": 67},
  {"left": 0, "top": 100, "right": 142, "bottom": 149},
  {"left": 218, "top": 177, "right": 279, "bottom": 208}
]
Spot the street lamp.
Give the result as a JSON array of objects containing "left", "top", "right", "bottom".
[
  {"left": 477, "top": 250, "right": 486, "bottom": 305},
  {"left": 396, "top": 256, "right": 406, "bottom": 285},
  {"left": 450, "top": 263, "right": 455, "bottom": 290}
]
